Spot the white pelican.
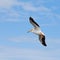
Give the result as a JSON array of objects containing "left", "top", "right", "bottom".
[{"left": 28, "top": 17, "right": 47, "bottom": 46}]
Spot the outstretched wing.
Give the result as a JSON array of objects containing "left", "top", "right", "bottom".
[
  {"left": 39, "top": 34, "right": 47, "bottom": 46},
  {"left": 29, "top": 17, "right": 40, "bottom": 28}
]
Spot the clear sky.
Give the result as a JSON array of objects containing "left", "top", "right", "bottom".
[{"left": 0, "top": 0, "right": 60, "bottom": 60}]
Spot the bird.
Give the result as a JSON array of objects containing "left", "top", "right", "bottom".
[{"left": 28, "top": 17, "right": 47, "bottom": 46}]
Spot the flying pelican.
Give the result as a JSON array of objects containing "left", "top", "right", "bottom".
[{"left": 28, "top": 17, "right": 47, "bottom": 46}]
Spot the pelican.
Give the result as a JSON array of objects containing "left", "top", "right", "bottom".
[{"left": 28, "top": 17, "right": 47, "bottom": 46}]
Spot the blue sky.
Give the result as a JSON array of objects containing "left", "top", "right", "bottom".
[{"left": 0, "top": 0, "right": 60, "bottom": 60}]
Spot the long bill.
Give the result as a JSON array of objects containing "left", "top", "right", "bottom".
[{"left": 27, "top": 29, "right": 32, "bottom": 33}]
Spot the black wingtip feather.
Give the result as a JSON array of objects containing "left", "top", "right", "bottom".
[
  {"left": 29, "top": 17, "right": 33, "bottom": 20},
  {"left": 42, "top": 36, "right": 47, "bottom": 46},
  {"left": 29, "top": 17, "right": 40, "bottom": 27},
  {"left": 39, "top": 35, "right": 47, "bottom": 47},
  {"left": 42, "top": 43, "right": 47, "bottom": 46}
]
